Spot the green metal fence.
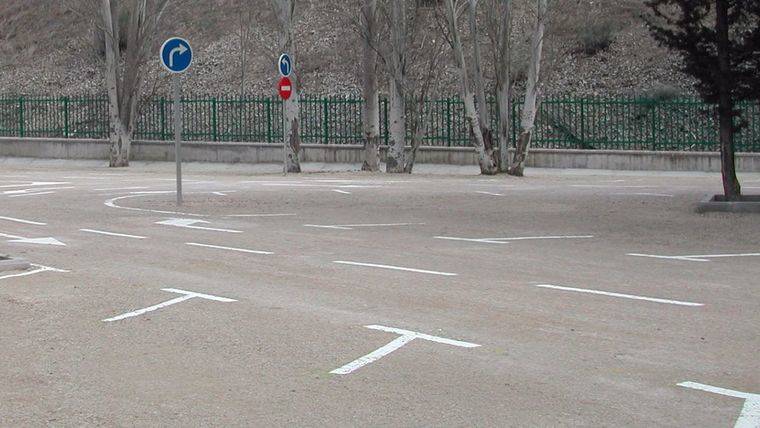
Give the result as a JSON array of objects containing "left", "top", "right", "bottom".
[{"left": 1, "top": 94, "right": 758, "bottom": 152}]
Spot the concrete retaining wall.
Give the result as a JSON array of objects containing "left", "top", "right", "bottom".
[{"left": 1, "top": 137, "right": 759, "bottom": 172}]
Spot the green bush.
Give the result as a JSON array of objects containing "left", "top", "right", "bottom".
[{"left": 579, "top": 21, "right": 617, "bottom": 56}]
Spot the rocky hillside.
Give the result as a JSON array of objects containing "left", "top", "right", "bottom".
[{"left": 0, "top": 0, "right": 696, "bottom": 98}]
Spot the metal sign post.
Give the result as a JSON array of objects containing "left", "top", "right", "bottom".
[
  {"left": 160, "top": 37, "right": 193, "bottom": 206},
  {"left": 173, "top": 76, "right": 183, "bottom": 205},
  {"left": 278, "top": 53, "right": 293, "bottom": 176}
]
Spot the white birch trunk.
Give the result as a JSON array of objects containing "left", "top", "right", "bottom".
[
  {"left": 386, "top": 0, "right": 407, "bottom": 173},
  {"left": 495, "top": 0, "right": 513, "bottom": 172},
  {"left": 101, "top": 0, "right": 131, "bottom": 167},
  {"left": 445, "top": 0, "right": 497, "bottom": 175},
  {"left": 274, "top": 0, "right": 301, "bottom": 173},
  {"left": 361, "top": 0, "right": 380, "bottom": 172},
  {"left": 508, "top": 0, "right": 547, "bottom": 176}
]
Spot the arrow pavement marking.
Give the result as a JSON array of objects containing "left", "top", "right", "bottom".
[
  {"left": 103, "top": 288, "right": 237, "bottom": 322},
  {"left": 628, "top": 252, "right": 760, "bottom": 263},
  {"left": 330, "top": 325, "right": 480, "bottom": 375},
  {"left": 155, "top": 218, "right": 242, "bottom": 234},
  {"left": 0, "top": 232, "right": 66, "bottom": 246},
  {"left": 0, "top": 263, "right": 69, "bottom": 281},
  {"left": 168, "top": 44, "right": 188, "bottom": 68},
  {"left": 678, "top": 382, "right": 760, "bottom": 428}
]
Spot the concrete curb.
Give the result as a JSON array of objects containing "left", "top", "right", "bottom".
[{"left": 696, "top": 194, "right": 760, "bottom": 213}]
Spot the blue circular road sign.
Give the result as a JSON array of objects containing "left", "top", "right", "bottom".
[
  {"left": 279, "top": 53, "right": 292, "bottom": 77},
  {"left": 161, "top": 37, "right": 193, "bottom": 74}
]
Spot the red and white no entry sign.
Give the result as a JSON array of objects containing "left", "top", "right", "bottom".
[{"left": 278, "top": 77, "right": 293, "bottom": 101}]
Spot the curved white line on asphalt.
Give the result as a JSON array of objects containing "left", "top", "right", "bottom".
[{"left": 104, "top": 192, "right": 207, "bottom": 217}]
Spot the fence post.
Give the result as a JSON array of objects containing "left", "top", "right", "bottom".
[
  {"left": 383, "top": 97, "right": 389, "bottom": 146},
  {"left": 323, "top": 97, "right": 329, "bottom": 145},
  {"left": 651, "top": 101, "right": 658, "bottom": 151},
  {"left": 266, "top": 98, "right": 273, "bottom": 143},
  {"left": 160, "top": 97, "right": 167, "bottom": 140},
  {"left": 18, "top": 96, "right": 25, "bottom": 138},
  {"left": 63, "top": 96, "right": 70, "bottom": 138},
  {"left": 579, "top": 98, "right": 586, "bottom": 146},
  {"left": 212, "top": 97, "right": 218, "bottom": 142},
  {"left": 446, "top": 98, "right": 452, "bottom": 147}
]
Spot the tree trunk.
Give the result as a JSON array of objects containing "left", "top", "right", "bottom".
[
  {"left": 386, "top": 0, "right": 407, "bottom": 173},
  {"left": 102, "top": 0, "right": 130, "bottom": 167},
  {"left": 361, "top": 0, "right": 380, "bottom": 172},
  {"left": 468, "top": 0, "right": 498, "bottom": 171},
  {"left": 445, "top": 0, "right": 497, "bottom": 175},
  {"left": 715, "top": 0, "right": 741, "bottom": 200},
  {"left": 495, "top": 0, "right": 513, "bottom": 172},
  {"left": 387, "top": 77, "right": 406, "bottom": 173},
  {"left": 508, "top": 0, "right": 546, "bottom": 176},
  {"left": 274, "top": 0, "right": 301, "bottom": 173}
]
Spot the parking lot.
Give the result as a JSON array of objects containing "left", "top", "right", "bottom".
[{"left": 0, "top": 161, "right": 758, "bottom": 426}]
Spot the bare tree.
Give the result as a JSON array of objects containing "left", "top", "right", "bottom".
[
  {"left": 236, "top": 0, "right": 255, "bottom": 98},
  {"left": 272, "top": 0, "right": 301, "bottom": 173},
  {"left": 508, "top": 0, "right": 548, "bottom": 176},
  {"left": 485, "top": 0, "right": 513, "bottom": 172},
  {"left": 443, "top": 0, "right": 498, "bottom": 175},
  {"left": 96, "top": 0, "right": 170, "bottom": 167},
  {"left": 360, "top": 0, "right": 381, "bottom": 172}
]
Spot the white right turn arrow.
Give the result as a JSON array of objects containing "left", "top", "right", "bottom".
[{"left": 0, "top": 232, "right": 66, "bottom": 246}]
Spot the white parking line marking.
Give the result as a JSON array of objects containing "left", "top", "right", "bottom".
[
  {"left": 628, "top": 252, "right": 760, "bottom": 262},
  {"left": 435, "top": 235, "right": 594, "bottom": 244},
  {"left": 94, "top": 186, "right": 150, "bottom": 191},
  {"left": 156, "top": 218, "right": 243, "bottom": 234},
  {"left": 0, "top": 216, "right": 47, "bottom": 226},
  {"left": 332, "top": 189, "right": 352, "bottom": 195},
  {"left": 333, "top": 261, "right": 457, "bottom": 276},
  {"left": 305, "top": 223, "right": 425, "bottom": 230},
  {"left": 475, "top": 191, "right": 504, "bottom": 196},
  {"left": 0, "top": 263, "right": 69, "bottom": 281},
  {"left": 679, "top": 382, "right": 760, "bottom": 428},
  {"left": 80, "top": 229, "right": 147, "bottom": 239},
  {"left": 612, "top": 193, "right": 675, "bottom": 197},
  {"left": 533, "top": 284, "right": 703, "bottom": 307},
  {"left": 572, "top": 185, "right": 654, "bottom": 189},
  {"left": 103, "top": 288, "right": 237, "bottom": 322},
  {"left": 331, "top": 325, "right": 480, "bottom": 375},
  {"left": 186, "top": 243, "right": 273, "bottom": 255},
  {"left": 0, "top": 182, "right": 70, "bottom": 189},
  {"left": 0, "top": 232, "right": 66, "bottom": 246},
  {"left": 8, "top": 191, "right": 56, "bottom": 198},
  {"left": 4, "top": 187, "right": 75, "bottom": 195},
  {"left": 227, "top": 213, "right": 297, "bottom": 218}
]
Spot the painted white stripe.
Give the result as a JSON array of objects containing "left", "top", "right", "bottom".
[
  {"left": 628, "top": 252, "right": 760, "bottom": 262},
  {"left": 304, "top": 223, "right": 425, "bottom": 230},
  {"left": 435, "top": 235, "right": 594, "bottom": 244},
  {"left": 0, "top": 264, "right": 69, "bottom": 281},
  {"left": 678, "top": 382, "right": 760, "bottom": 428},
  {"left": 612, "top": 193, "right": 674, "bottom": 197},
  {"left": 8, "top": 191, "right": 55, "bottom": 198},
  {"left": 4, "top": 187, "right": 75, "bottom": 195},
  {"left": 572, "top": 185, "right": 654, "bottom": 188},
  {"left": 0, "top": 182, "right": 70, "bottom": 189},
  {"left": 333, "top": 261, "right": 457, "bottom": 276},
  {"left": 103, "top": 288, "right": 237, "bottom": 322},
  {"left": 105, "top": 193, "right": 207, "bottom": 217},
  {"left": 332, "top": 189, "right": 352, "bottom": 195},
  {"left": 330, "top": 325, "right": 480, "bottom": 375},
  {"left": 0, "top": 216, "right": 47, "bottom": 226},
  {"left": 533, "top": 284, "right": 703, "bottom": 307},
  {"left": 227, "top": 213, "right": 297, "bottom": 218},
  {"left": 366, "top": 325, "right": 481, "bottom": 348},
  {"left": 94, "top": 186, "right": 150, "bottom": 191},
  {"left": 186, "top": 242, "right": 273, "bottom": 255},
  {"left": 475, "top": 191, "right": 504, "bottom": 196},
  {"left": 80, "top": 229, "right": 147, "bottom": 239}
]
